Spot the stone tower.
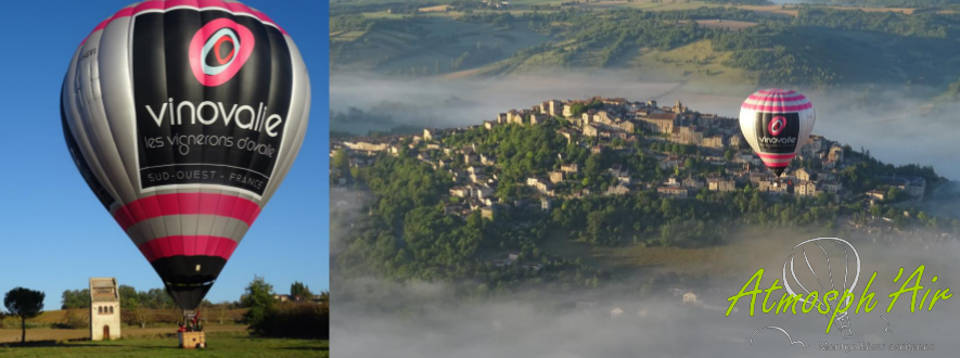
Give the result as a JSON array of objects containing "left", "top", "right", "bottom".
[{"left": 89, "top": 277, "right": 121, "bottom": 341}]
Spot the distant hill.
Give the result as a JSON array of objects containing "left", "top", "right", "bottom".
[
  {"left": 818, "top": 0, "right": 960, "bottom": 7},
  {"left": 332, "top": 4, "right": 960, "bottom": 90}
]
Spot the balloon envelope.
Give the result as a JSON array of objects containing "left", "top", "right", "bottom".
[
  {"left": 738, "top": 89, "right": 815, "bottom": 176},
  {"left": 61, "top": 0, "right": 310, "bottom": 311}
]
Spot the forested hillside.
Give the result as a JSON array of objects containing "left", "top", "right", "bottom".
[{"left": 332, "top": 4, "right": 960, "bottom": 88}]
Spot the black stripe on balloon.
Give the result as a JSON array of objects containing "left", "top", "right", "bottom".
[
  {"left": 150, "top": 255, "right": 226, "bottom": 311},
  {"left": 248, "top": 16, "right": 293, "bottom": 181}
]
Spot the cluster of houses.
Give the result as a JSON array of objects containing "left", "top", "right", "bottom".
[
  {"left": 332, "top": 97, "right": 928, "bottom": 221},
  {"left": 487, "top": 98, "right": 736, "bottom": 150}
]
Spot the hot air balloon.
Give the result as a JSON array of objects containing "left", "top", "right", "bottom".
[
  {"left": 61, "top": 0, "right": 310, "bottom": 323},
  {"left": 739, "top": 89, "right": 815, "bottom": 176}
]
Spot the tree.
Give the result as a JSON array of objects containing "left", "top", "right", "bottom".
[
  {"left": 5, "top": 287, "right": 44, "bottom": 344},
  {"left": 117, "top": 285, "right": 144, "bottom": 327},
  {"left": 61, "top": 289, "right": 90, "bottom": 309},
  {"left": 569, "top": 103, "right": 587, "bottom": 117},
  {"left": 125, "top": 298, "right": 148, "bottom": 328},
  {"left": 241, "top": 276, "right": 276, "bottom": 325},
  {"left": 332, "top": 149, "right": 351, "bottom": 181},
  {"left": 142, "top": 288, "right": 175, "bottom": 309},
  {"left": 118, "top": 285, "right": 139, "bottom": 310},
  {"left": 290, "top": 282, "right": 314, "bottom": 301}
]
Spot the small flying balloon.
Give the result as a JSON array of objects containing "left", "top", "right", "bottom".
[{"left": 739, "top": 89, "right": 816, "bottom": 176}]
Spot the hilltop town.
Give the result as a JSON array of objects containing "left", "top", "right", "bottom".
[
  {"left": 332, "top": 96, "right": 929, "bottom": 221},
  {"left": 331, "top": 95, "right": 958, "bottom": 292}
]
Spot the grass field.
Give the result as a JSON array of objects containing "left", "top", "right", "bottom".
[
  {"left": 633, "top": 39, "right": 754, "bottom": 86},
  {"left": 0, "top": 328, "right": 327, "bottom": 357}
]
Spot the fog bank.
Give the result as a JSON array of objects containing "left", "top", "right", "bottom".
[{"left": 331, "top": 188, "right": 960, "bottom": 357}]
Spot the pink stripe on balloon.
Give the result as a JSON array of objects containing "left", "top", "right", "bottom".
[
  {"left": 113, "top": 193, "right": 261, "bottom": 229},
  {"left": 82, "top": 0, "right": 286, "bottom": 45},
  {"left": 138, "top": 235, "right": 238, "bottom": 261},
  {"left": 757, "top": 153, "right": 797, "bottom": 159},
  {"left": 747, "top": 94, "right": 807, "bottom": 102},
  {"left": 757, "top": 89, "right": 796, "bottom": 95},
  {"left": 741, "top": 102, "right": 813, "bottom": 112},
  {"left": 761, "top": 159, "right": 790, "bottom": 168},
  {"left": 762, "top": 161, "right": 791, "bottom": 168}
]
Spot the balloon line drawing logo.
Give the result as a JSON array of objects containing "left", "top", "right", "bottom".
[
  {"left": 189, "top": 18, "right": 255, "bottom": 87},
  {"left": 768, "top": 115, "right": 787, "bottom": 136},
  {"left": 782, "top": 237, "right": 861, "bottom": 337}
]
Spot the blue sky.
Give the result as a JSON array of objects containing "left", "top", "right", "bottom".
[{"left": 0, "top": 1, "right": 328, "bottom": 309}]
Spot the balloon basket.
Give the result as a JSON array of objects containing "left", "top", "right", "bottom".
[{"left": 178, "top": 331, "right": 206, "bottom": 349}]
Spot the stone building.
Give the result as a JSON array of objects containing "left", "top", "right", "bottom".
[
  {"left": 606, "top": 184, "right": 631, "bottom": 196},
  {"left": 657, "top": 186, "right": 689, "bottom": 198},
  {"left": 701, "top": 135, "right": 724, "bottom": 149},
  {"left": 707, "top": 178, "right": 736, "bottom": 192},
  {"left": 795, "top": 180, "right": 818, "bottom": 197},
  {"left": 639, "top": 113, "right": 677, "bottom": 134},
  {"left": 560, "top": 163, "right": 579, "bottom": 174},
  {"left": 89, "top": 277, "right": 121, "bottom": 341},
  {"left": 793, "top": 168, "right": 813, "bottom": 182},
  {"left": 548, "top": 171, "right": 565, "bottom": 184},
  {"left": 682, "top": 177, "right": 703, "bottom": 190}
]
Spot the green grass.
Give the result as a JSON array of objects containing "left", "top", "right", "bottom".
[
  {"left": 613, "top": 0, "right": 720, "bottom": 12},
  {"left": 633, "top": 39, "right": 754, "bottom": 85},
  {"left": 0, "top": 332, "right": 328, "bottom": 358}
]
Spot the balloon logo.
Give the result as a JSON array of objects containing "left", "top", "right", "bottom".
[
  {"left": 768, "top": 116, "right": 787, "bottom": 136},
  {"left": 782, "top": 237, "right": 860, "bottom": 336},
  {"left": 189, "top": 18, "right": 255, "bottom": 87},
  {"left": 210, "top": 30, "right": 236, "bottom": 64}
]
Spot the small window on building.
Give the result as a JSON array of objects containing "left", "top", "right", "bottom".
[
  {"left": 98, "top": 306, "right": 103, "bottom": 314},
  {"left": 109, "top": 306, "right": 114, "bottom": 314}
]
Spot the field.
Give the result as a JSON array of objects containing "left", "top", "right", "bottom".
[
  {"left": 691, "top": 19, "right": 757, "bottom": 30},
  {"left": 0, "top": 326, "right": 327, "bottom": 357},
  {"left": 633, "top": 39, "right": 753, "bottom": 86},
  {"left": 331, "top": 16, "right": 548, "bottom": 75}
]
